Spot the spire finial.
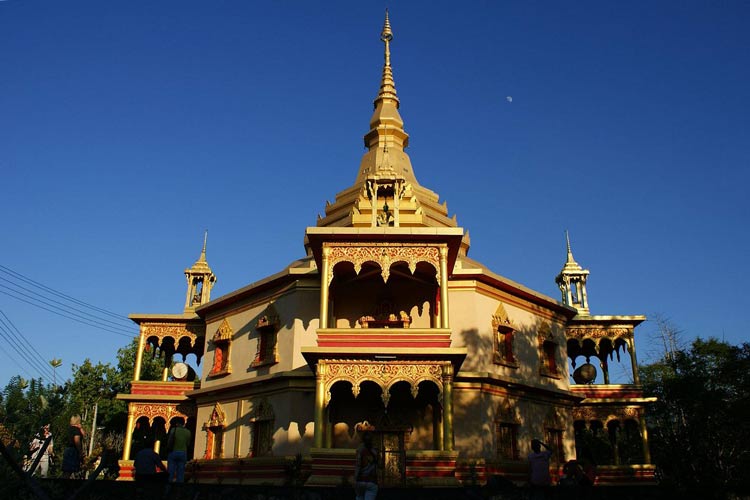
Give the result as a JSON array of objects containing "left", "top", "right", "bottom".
[
  {"left": 199, "top": 230, "right": 208, "bottom": 262},
  {"left": 565, "top": 230, "right": 574, "bottom": 262},
  {"left": 375, "top": 8, "right": 398, "bottom": 105}
]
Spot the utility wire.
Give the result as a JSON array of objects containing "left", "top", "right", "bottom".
[
  {"left": 0, "top": 278, "right": 137, "bottom": 334},
  {"left": 0, "top": 333, "right": 38, "bottom": 381},
  {"left": 0, "top": 319, "right": 50, "bottom": 382},
  {"left": 0, "top": 310, "right": 57, "bottom": 380},
  {"left": 0, "top": 265, "right": 133, "bottom": 325},
  {"left": 0, "top": 289, "right": 134, "bottom": 338}
]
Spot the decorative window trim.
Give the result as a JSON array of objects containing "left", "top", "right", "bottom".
[
  {"left": 538, "top": 322, "right": 561, "bottom": 379},
  {"left": 251, "top": 303, "right": 280, "bottom": 369},
  {"left": 491, "top": 303, "right": 518, "bottom": 368},
  {"left": 247, "top": 398, "right": 275, "bottom": 458},
  {"left": 208, "top": 319, "right": 233, "bottom": 378},
  {"left": 494, "top": 397, "right": 520, "bottom": 461},
  {"left": 203, "top": 402, "right": 226, "bottom": 459}
]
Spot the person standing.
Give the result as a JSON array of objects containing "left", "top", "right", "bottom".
[
  {"left": 354, "top": 432, "right": 379, "bottom": 500},
  {"left": 62, "top": 415, "right": 86, "bottom": 479},
  {"left": 27, "top": 424, "right": 54, "bottom": 477},
  {"left": 528, "top": 439, "right": 553, "bottom": 500},
  {"left": 134, "top": 437, "right": 167, "bottom": 483},
  {"left": 166, "top": 418, "right": 191, "bottom": 483}
]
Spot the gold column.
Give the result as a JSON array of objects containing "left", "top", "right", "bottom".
[
  {"left": 313, "top": 362, "right": 327, "bottom": 448},
  {"left": 441, "top": 364, "right": 454, "bottom": 452},
  {"left": 319, "top": 246, "right": 331, "bottom": 330},
  {"left": 628, "top": 338, "right": 641, "bottom": 385},
  {"left": 639, "top": 413, "right": 651, "bottom": 463},
  {"left": 439, "top": 246, "right": 449, "bottom": 329},
  {"left": 133, "top": 331, "right": 146, "bottom": 382},
  {"left": 122, "top": 405, "right": 136, "bottom": 460}
]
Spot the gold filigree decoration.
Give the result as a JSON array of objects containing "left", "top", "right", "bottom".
[
  {"left": 325, "top": 243, "right": 441, "bottom": 285},
  {"left": 495, "top": 397, "right": 520, "bottom": 424},
  {"left": 213, "top": 318, "right": 233, "bottom": 342},
  {"left": 142, "top": 322, "right": 204, "bottom": 348},
  {"left": 247, "top": 398, "right": 275, "bottom": 422},
  {"left": 572, "top": 406, "right": 642, "bottom": 424},
  {"left": 566, "top": 327, "right": 633, "bottom": 343},
  {"left": 129, "top": 402, "right": 194, "bottom": 427},
  {"left": 206, "top": 402, "right": 226, "bottom": 428},
  {"left": 256, "top": 302, "right": 280, "bottom": 331},
  {"left": 322, "top": 360, "right": 447, "bottom": 407}
]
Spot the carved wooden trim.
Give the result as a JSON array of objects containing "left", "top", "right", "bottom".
[
  {"left": 321, "top": 360, "right": 447, "bottom": 407},
  {"left": 325, "top": 243, "right": 441, "bottom": 285},
  {"left": 129, "top": 402, "right": 194, "bottom": 426},
  {"left": 142, "top": 322, "right": 204, "bottom": 348},
  {"left": 572, "top": 406, "right": 642, "bottom": 425}
]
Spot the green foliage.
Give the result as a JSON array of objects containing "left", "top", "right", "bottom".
[
  {"left": 641, "top": 338, "right": 750, "bottom": 498},
  {"left": 0, "top": 337, "right": 163, "bottom": 476}
]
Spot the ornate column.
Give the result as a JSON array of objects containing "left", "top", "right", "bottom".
[
  {"left": 122, "top": 405, "right": 136, "bottom": 460},
  {"left": 628, "top": 338, "right": 641, "bottom": 385},
  {"left": 441, "top": 363, "right": 454, "bottom": 452},
  {"left": 639, "top": 413, "right": 651, "bottom": 463},
  {"left": 319, "top": 247, "right": 331, "bottom": 329},
  {"left": 133, "top": 331, "right": 146, "bottom": 382},
  {"left": 439, "top": 246, "right": 449, "bottom": 329},
  {"left": 313, "top": 362, "right": 327, "bottom": 448}
]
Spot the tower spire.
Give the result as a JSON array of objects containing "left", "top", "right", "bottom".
[
  {"left": 363, "top": 9, "right": 409, "bottom": 154},
  {"left": 184, "top": 232, "right": 216, "bottom": 313},
  {"left": 555, "top": 231, "right": 590, "bottom": 315}
]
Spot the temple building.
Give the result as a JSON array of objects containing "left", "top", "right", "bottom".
[{"left": 117, "top": 12, "right": 655, "bottom": 486}]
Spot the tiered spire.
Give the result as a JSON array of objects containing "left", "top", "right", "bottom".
[
  {"left": 184, "top": 231, "right": 217, "bottom": 313},
  {"left": 315, "top": 10, "right": 466, "bottom": 244},
  {"left": 555, "top": 231, "right": 590, "bottom": 314}
]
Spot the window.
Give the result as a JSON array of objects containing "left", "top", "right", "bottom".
[
  {"left": 492, "top": 303, "right": 517, "bottom": 367},
  {"left": 538, "top": 323, "right": 561, "bottom": 378},
  {"left": 545, "top": 428, "right": 564, "bottom": 467},
  {"left": 209, "top": 319, "right": 233, "bottom": 377},
  {"left": 247, "top": 399, "right": 275, "bottom": 458},
  {"left": 203, "top": 403, "right": 226, "bottom": 459},
  {"left": 496, "top": 422, "right": 519, "bottom": 460},
  {"left": 252, "top": 304, "right": 280, "bottom": 368}
]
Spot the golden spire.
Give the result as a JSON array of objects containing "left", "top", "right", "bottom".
[
  {"left": 363, "top": 9, "right": 409, "bottom": 154},
  {"left": 198, "top": 230, "right": 208, "bottom": 263},
  {"left": 376, "top": 9, "right": 399, "bottom": 106}
]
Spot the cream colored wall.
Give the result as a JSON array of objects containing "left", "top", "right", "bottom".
[
  {"left": 447, "top": 281, "right": 570, "bottom": 392},
  {"left": 452, "top": 387, "right": 576, "bottom": 462},
  {"left": 194, "top": 390, "right": 316, "bottom": 459},
  {"left": 200, "top": 281, "right": 319, "bottom": 385}
]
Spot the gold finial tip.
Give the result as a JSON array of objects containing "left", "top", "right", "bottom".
[{"left": 381, "top": 9, "right": 393, "bottom": 42}]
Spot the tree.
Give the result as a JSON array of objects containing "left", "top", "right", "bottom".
[{"left": 641, "top": 338, "right": 750, "bottom": 498}]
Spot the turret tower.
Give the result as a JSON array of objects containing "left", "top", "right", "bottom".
[
  {"left": 184, "top": 232, "right": 216, "bottom": 313},
  {"left": 555, "top": 231, "right": 590, "bottom": 314}
]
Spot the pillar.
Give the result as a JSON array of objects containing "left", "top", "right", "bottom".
[
  {"left": 639, "top": 413, "right": 651, "bottom": 463},
  {"left": 628, "top": 338, "right": 641, "bottom": 385},
  {"left": 122, "top": 406, "right": 136, "bottom": 460},
  {"left": 439, "top": 246, "right": 449, "bottom": 329},
  {"left": 319, "top": 247, "right": 331, "bottom": 330},
  {"left": 133, "top": 331, "right": 146, "bottom": 382},
  {"left": 313, "top": 362, "right": 327, "bottom": 448},
  {"left": 442, "top": 364, "right": 454, "bottom": 452}
]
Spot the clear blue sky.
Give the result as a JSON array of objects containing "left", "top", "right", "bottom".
[{"left": 1, "top": 1, "right": 748, "bottom": 387}]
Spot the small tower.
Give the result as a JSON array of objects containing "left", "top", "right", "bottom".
[
  {"left": 555, "top": 231, "right": 590, "bottom": 315},
  {"left": 184, "top": 231, "right": 216, "bottom": 313}
]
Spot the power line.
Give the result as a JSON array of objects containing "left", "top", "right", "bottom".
[
  {"left": 0, "top": 309, "right": 57, "bottom": 380},
  {"left": 0, "top": 289, "right": 134, "bottom": 338},
  {"left": 0, "top": 318, "right": 51, "bottom": 382},
  {"left": 0, "top": 265, "right": 133, "bottom": 324},
  {"left": 0, "top": 278, "right": 137, "bottom": 334},
  {"left": 0, "top": 333, "right": 38, "bottom": 381}
]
